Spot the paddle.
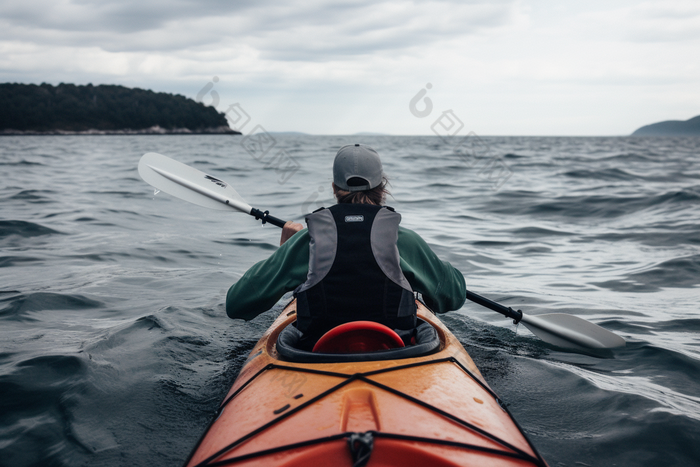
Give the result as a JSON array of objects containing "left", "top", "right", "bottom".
[
  {"left": 466, "top": 290, "right": 625, "bottom": 350},
  {"left": 138, "top": 152, "right": 286, "bottom": 227},
  {"left": 138, "top": 152, "right": 626, "bottom": 351}
]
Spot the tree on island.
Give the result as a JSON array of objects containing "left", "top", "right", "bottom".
[{"left": 0, "top": 83, "right": 236, "bottom": 133}]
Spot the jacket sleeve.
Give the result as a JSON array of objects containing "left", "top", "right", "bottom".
[
  {"left": 397, "top": 227, "right": 466, "bottom": 313},
  {"left": 226, "top": 230, "right": 310, "bottom": 320}
]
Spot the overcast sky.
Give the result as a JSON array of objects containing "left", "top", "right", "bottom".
[{"left": 1, "top": 0, "right": 698, "bottom": 135}]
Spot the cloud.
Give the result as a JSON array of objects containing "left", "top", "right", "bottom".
[
  {"left": 581, "top": 1, "right": 700, "bottom": 43},
  {"left": 0, "top": 0, "right": 527, "bottom": 93},
  {"left": 0, "top": 0, "right": 255, "bottom": 34},
  {"left": 247, "top": 1, "right": 520, "bottom": 61},
  {"left": 0, "top": 0, "right": 521, "bottom": 56}
]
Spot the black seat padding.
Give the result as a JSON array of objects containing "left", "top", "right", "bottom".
[{"left": 276, "top": 320, "right": 440, "bottom": 363}]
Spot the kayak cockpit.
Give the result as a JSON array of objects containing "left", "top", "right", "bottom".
[{"left": 276, "top": 319, "right": 441, "bottom": 363}]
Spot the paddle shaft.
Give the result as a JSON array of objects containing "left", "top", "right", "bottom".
[
  {"left": 250, "top": 208, "right": 287, "bottom": 228},
  {"left": 466, "top": 290, "right": 523, "bottom": 323}
]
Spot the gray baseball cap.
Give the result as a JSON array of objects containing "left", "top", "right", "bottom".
[{"left": 333, "top": 144, "right": 383, "bottom": 192}]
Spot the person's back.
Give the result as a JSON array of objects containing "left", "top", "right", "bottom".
[
  {"left": 294, "top": 203, "right": 416, "bottom": 346},
  {"left": 226, "top": 144, "right": 466, "bottom": 348}
]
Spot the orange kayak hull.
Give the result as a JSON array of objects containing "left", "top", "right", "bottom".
[{"left": 185, "top": 301, "right": 547, "bottom": 467}]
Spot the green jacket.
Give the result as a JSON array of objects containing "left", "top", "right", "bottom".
[{"left": 226, "top": 227, "right": 466, "bottom": 320}]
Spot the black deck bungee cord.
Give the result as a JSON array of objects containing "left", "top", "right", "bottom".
[
  {"left": 184, "top": 357, "right": 547, "bottom": 467},
  {"left": 193, "top": 430, "right": 546, "bottom": 467}
]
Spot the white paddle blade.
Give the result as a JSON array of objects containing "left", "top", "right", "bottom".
[
  {"left": 520, "top": 313, "right": 626, "bottom": 351},
  {"left": 138, "top": 153, "right": 252, "bottom": 213}
]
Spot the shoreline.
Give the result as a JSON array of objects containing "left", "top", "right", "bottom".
[{"left": 0, "top": 126, "right": 241, "bottom": 136}]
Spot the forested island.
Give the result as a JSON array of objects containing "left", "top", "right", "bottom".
[
  {"left": 632, "top": 115, "right": 700, "bottom": 136},
  {"left": 0, "top": 83, "right": 239, "bottom": 135}
]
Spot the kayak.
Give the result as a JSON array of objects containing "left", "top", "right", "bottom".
[
  {"left": 137, "top": 153, "right": 621, "bottom": 467},
  {"left": 184, "top": 300, "right": 548, "bottom": 467}
]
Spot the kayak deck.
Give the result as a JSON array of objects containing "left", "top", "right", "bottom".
[{"left": 185, "top": 301, "right": 547, "bottom": 467}]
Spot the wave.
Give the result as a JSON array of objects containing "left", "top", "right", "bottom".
[
  {"left": 0, "top": 220, "right": 61, "bottom": 238},
  {"left": 592, "top": 254, "right": 700, "bottom": 292},
  {"left": 485, "top": 187, "right": 700, "bottom": 220},
  {"left": 0, "top": 292, "right": 104, "bottom": 321},
  {"left": 0, "top": 256, "right": 44, "bottom": 268},
  {"left": 562, "top": 167, "right": 641, "bottom": 181},
  {"left": 5, "top": 189, "right": 56, "bottom": 204}
]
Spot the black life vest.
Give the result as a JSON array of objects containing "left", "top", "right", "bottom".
[{"left": 294, "top": 204, "right": 416, "bottom": 344}]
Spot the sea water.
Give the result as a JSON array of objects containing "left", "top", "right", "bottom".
[{"left": 1, "top": 134, "right": 699, "bottom": 466}]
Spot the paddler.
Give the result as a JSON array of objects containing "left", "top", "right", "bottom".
[{"left": 226, "top": 144, "right": 466, "bottom": 349}]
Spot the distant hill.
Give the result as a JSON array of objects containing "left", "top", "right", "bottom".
[
  {"left": 632, "top": 115, "right": 700, "bottom": 136},
  {"left": 0, "top": 83, "right": 239, "bottom": 135}
]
